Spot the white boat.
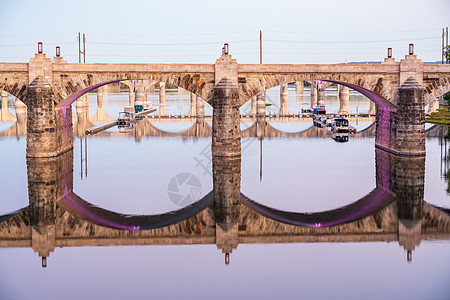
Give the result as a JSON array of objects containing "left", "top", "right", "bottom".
[{"left": 331, "top": 117, "right": 349, "bottom": 134}]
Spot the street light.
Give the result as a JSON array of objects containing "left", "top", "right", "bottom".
[
  {"left": 387, "top": 47, "right": 392, "bottom": 58},
  {"left": 56, "top": 46, "right": 60, "bottom": 57},
  {"left": 38, "top": 42, "right": 43, "bottom": 54}
]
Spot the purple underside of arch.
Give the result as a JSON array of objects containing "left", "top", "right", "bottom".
[
  {"left": 60, "top": 79, "right": 133, "bottom": 108},
  {"left": 58, "top": 190, "right": 214, "bottom": 230},
  {"left": 322, "top": 80, "right": 396, "bottom": 111},
  {"left": 240, "top": 187, "right": 395, "bottom": 228}
]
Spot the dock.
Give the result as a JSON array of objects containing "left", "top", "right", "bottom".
[{"left": 85, "top": 108, "right": 156, "bottom": 135}]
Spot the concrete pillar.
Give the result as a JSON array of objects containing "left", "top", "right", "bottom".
[
  {"left": 14, "top": 99, "right": 27, "bottom": 127},
  {"left": 26, "top": 76, "right": 73, "bottom": 158},
  {"left": 310, "top": 86, "right": 317, "bottom": 108},
  {"left": 256, "top": 92, "right": 266, "bottom": 116},
  {"left": 1, "top": 90, "right": 16, "bottom": 122},
  {"left": 97, "top": 86, "right": 103, "bottom": 107},
  {"left": 317, "top": 87, "right": 326, "bottom": 106},
  {"left": 296, "top": 81, "right": 304, "bottom": 95},
  {"left": 90, "top": 87, "right": 113, "bottom": 122},
  {"left": 135, "top": 87, "right": 145, "bottom": 107},
  {"left": 188, "top": 93, "right": 197, "bottom": 116},
  {"left": 128, "top": 88, "right": 134, "bottom": 106},
  {"left": 212, "top": 78, "right": 240, "bottom": 157},
  {"left": 429, "top": 99, "right": 439, "bottom": 114},
  {"left": 196, "top": 96, "right": 205, "bottom": 118},
  {"left": 250, "top": 96, "right": 257, "bottom": 115},
  {"left": 369, "top": 100, "right": 376, "bottom": 115},
  {"left": 279, "top": 84, "right": 289, "bottom": 115},
  {"left": 158, "top": 82, "right": 167, "bottom": 116},
  {"left": 338, "top": 85, "right": 349, "bottom": 115}
]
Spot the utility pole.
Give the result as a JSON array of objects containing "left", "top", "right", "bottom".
[
  {"left": 78, "top": 32, "right": 86, "bottom": 63},
  {"left": 443, "top": 27, "right": 449, "bottom": 64},
  {"left": 259, "top": 30, "right": 263, "bottom": 64}
]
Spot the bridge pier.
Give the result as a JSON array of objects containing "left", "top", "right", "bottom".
[
  {"left": 25, "top": 76, "right": 73, "bottom": 158},
  {"left": 1, "top": 90, "right": 16, "bottom": 122},
  {"left": 338, "top": 85, "right": 349, "bottom": 114},
  {"left": 250, "top": 96, "right": 257, "bottom": 115},
  {"left": 128, "top": 88, "right": 134, "bottom": 106},
  {"left": 429, "top": 98, "right": 439, "bottom": 114},
  {"left": 317, "top": 87, "right": 325, "bottom": 106},
  {"left": 158, "top": 82, "right": 167, "bottom": 116},
  {"left": 376, "top": 77, "right": 425, "bottom": 156},
  {"left": 188, "top": 93, "right": 197, "bottom": 116},
  {"left": 279, "top": 84, "right": 289, "bottom": 115},
  {"left": 310, "top": 86, "right": 317, "bottom": 108},
  {"left": 196, "top": 95, "right": 205, "bottom": 118},
  {"left": 296, "top": 81, "right": 304, "bottom": 95},
  {"left": 256, "top": 92, "right": 266, "bottom": 116},
  {"left": 90, "top": 87, "right": 113, "bottom": 122},
  {"left": 135, "top": 87, "right": 146, "bottom": 107},
  {"left": 212, "top": 78, "right": 240, "bottom": 157}
]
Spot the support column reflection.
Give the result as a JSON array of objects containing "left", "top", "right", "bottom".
[{"left": 27, "top": 150, "right": 73, "bottom": 267}]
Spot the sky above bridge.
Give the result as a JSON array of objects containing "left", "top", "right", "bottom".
[{"left": 0, "top": 0, "right": 449, "bottom": 64}]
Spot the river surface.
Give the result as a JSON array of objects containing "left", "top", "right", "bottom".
[{"left": 0, "top": 87, "right": 449, "bottom": 300}]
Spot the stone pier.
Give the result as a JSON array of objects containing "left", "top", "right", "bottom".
[
  {"left": 188, "top": 93, "right": 197, "bottom": 116},
  {"left": 310, "top": 86, "right": 317, "bottom": 108},
  {"left": 25, "top": 76, "right": 73, "bottom": 158},
  {"left": 158, "top": 82, "right": 167, "bottom": 116},
  {"left": 376, "top": 77, "right": 425, "bottom": 156},
  {"left": 256, "top": 92, "right": 266, "bottom": 116},
  {"left": 90, "top": 86, "right": 113, "bottom": 122},
  {"left": 196, "top": 95, "right": 205, "bottom": 118},
  {"left": 338, "top": 85, "right": 349, "bottom": 114},
  {"left": 211, "top": 78, "right": 240, "bottom": 157},
  {"left": 128, "top": 88, "right": 134, "bottom": 106},
  {"left": 1, "top": 90, "right": 16, "bottom": 122},
  {"left": 250, "top": 96, "right": 257, "bottom": 115},
  {"left": 279, "top": 84, "right": 289, "bottom": 115},
  {"left": 296, "top": 81, "right": 304, "bottom": 95}
]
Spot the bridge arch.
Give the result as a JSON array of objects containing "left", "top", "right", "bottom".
[
  {"left": 423, "top": 76, "right": 450, "bottom": 107},
  {"left": 238, "top": 75, "right": 397, "bottom": 111},
  {"left": 54, "top": 72, "right": 214, "bottom": 108}
]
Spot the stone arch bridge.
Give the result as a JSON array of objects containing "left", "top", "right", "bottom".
[{"left": 1, "top": 48, "right": 450, "bottom": 157}]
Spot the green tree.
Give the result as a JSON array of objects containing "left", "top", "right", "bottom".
[{"left": 446, "top": 45, "right": 450, "bottom": 63}]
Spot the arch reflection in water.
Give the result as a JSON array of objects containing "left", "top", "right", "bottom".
[{"left": 1, "top": 144, "right": 450, "bottom": 267}]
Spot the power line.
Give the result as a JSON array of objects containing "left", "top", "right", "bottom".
[
  {"left": 87, "top": 40, "right": 256, "bottom": 46},
  {"left": 265, "top": 36, "right": 440, "bottom": 44}
]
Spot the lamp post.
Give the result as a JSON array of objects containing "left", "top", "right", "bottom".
[
  {"left": 409, "top": 43, "right": 414, "bottom": 55},
  {"left": 38, "top": 42, "right": 43, "bottom": 54}
]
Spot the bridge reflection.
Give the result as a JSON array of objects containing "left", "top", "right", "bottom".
[{"left": 1, "top": 141, "right": 450, "bottom": 268}]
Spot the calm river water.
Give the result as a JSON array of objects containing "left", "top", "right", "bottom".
[{"left": 0, "top": 87, "right": 449, "bottom": 300}]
